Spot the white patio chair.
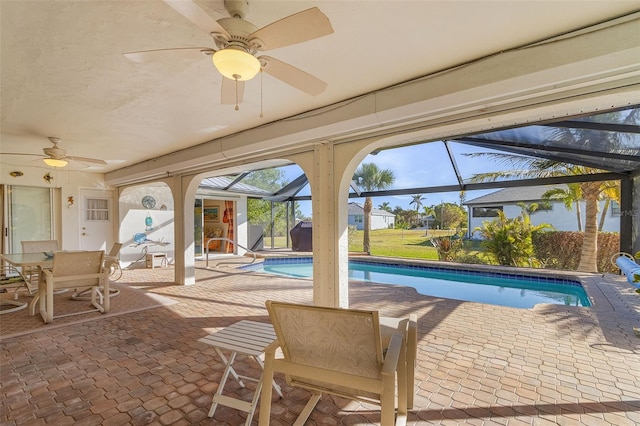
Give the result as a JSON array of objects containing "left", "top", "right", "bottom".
[
  {"left": 72, "top": 243, "right": 123, "bottom": 302},
  {"left": 380, "top": 314, "right": 418, "bottom": 410},
  {"left": 37, "top": 250, "right": 109, "bottom": 323},
  {"left": 259, "top": 300, "right": 407, "bottom": 426},
  {"left": 105, "top": 242, "right": 123, "bottom": 281},
  {"left": 20, "top": 239, "right": 59, "bottom": 294}
]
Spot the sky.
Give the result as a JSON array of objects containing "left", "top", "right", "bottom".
[{"left": 283, "top": 140, "right": 506, "bottom": 218}]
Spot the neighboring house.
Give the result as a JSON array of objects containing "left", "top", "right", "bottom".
[
  {"left": 465, "top": 185, "right": 620, "bottom": 239},
  {"left": 348, "top": 202, "right": 395, "bottom": 230}
]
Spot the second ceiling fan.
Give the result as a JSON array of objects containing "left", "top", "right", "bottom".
[{"left": 124, "top": 0, "right": 334, "bottom": 107}]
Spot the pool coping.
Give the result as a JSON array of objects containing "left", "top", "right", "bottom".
[{"left": 244, "top": 254, "right": 638, "bottom": 311}]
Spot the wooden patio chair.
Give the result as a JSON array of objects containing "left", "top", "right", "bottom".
[
  {"left": 259, "top": 300, "right": 408, "bottom": 426},
  {"left": 380, "top": 314, "right": 418, "bottom": 410},
  {"left": 37, "top": 250, "right": 109, "bottom": 323},
  {"left": 104, "top": 242, "right": 123, "bottom": 281},
  {"left": 71, "top": 243, "right": 123, "bottom": 302}
]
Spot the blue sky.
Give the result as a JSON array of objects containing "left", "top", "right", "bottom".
[{"left": 284, "top": 141, "right": 505, "bottom": 218}]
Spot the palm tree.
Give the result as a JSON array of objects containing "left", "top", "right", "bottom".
[
  {"left": 543, "top": 184, "right": 584, "bottom": 231},
  {"left": 422, "top": 206, "right": 436, "bottom": 235},
  {"left": 598, "top": 181, "right": 621, "bottom": 231},
  {"left": 409, "top": 194, "right": 425, "bottom": 212},
  {"left": 409, "top": 194, "right": 425, "bottom": 227},
  {"left": 353, "top": 163, "right": 395, "bottom": 253},
  {"left": 466, "top": 154, "right": 615, "bottom": 272},
  {"left": 378, "top": 201, "right": 392, "bottom": 212}
]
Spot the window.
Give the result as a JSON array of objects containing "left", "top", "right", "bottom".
[
  {"left": 85, "top": 198, "right": 109, "bottom": 221},
  {"left": 472, "top": 206, "right": 503, "bottom": 217},
  {"left": 354, "top": 215, "right": 363, "bottom": 223},
  {"left": 611, "top": 201, "right": 621, "bottom": 217}
]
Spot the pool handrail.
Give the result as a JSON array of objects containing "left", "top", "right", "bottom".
[{"left": 205, "top": 237, "right": 256, "bottom": 268}]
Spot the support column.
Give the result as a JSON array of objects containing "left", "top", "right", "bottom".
[
  {"left": 310, "top": 143, "right": 349, "bottom": 308},
  {"left": 165, "top": 174, "right": 198, "bottom": 285},
  {"left": 626, "top": 175, "right": 640, "bottom": 255}
]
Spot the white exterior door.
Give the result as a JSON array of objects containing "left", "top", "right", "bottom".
[{"left": 80, "top": 189, "right": 114, "bottom": 251}]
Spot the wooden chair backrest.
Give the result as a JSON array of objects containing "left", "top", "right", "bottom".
[
  {"left": 50, "top": 251, "right": 104, "bottom": 289},
  {"left": 107, "top": 242, "right": 123, "bottom": 257},
  {"left": 266, "top": 300, "right": 384, "bottom": 379}
]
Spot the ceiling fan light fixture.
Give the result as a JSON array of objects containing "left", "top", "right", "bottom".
[
  {"left": 213, "top": 48, "right": 260, "bottom": 81},
  {"left": 43, "top": 158, "right": 68, "bottom": 168}
]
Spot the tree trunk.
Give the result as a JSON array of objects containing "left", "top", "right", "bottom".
[
  {"left": 575, "top": 200, "right": 582, "bottom": 232},
  {"left": 363, "top": 197, "right": 372, "bottom": 254},
  {"left": 577, "top": 183, "right": 600, "bottom": 272},
  {"left": 598, "top": 199, "right": 610, "bottom": 231}
]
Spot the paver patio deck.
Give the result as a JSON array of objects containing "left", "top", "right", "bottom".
[{"left": 1, "top": 260, "right": 639, "bottom": 425}]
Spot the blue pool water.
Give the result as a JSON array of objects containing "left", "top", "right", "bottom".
[{"left": 244, "top": 258, "right": 591, "bottom": 309}]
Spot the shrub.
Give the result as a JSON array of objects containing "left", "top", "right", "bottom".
[
  {"left": 430, "top": 235, "right": 463, "bottom": 261},
  {"left": 474, "top": 211, "right": 551, "bottom": 267},
  {"left": 347, "top": 225, "right": 358, "bottom": 246},
  {"left": 453, "top": 252, "right": 486, "bottom": 264},
  {"left": 532, "top": 231, "right": 620, "bottom": 273}
]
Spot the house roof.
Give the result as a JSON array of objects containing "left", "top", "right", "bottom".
[
  {"left": 348, "top": 202, "right": 395, "bottom": 217},
  {"left": 464, "top": 185, "right": 564, "bottom": 206}
]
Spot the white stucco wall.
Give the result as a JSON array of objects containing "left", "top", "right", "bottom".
[
  {"left": 347, "top": 213, "right": 394, "bottom": 230},
  {"left": 371, "top": 214, "right": 394, "bottom": 230},
  {"left": 118, "top": 184, "right": 175, "bottom": 267},
  {"left": 0, "top": 163, "right": 112, "bottom": 251},
  {"left": 468, "top": 200, "right": 620, "bottom": 239}
]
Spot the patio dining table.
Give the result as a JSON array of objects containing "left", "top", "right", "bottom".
[{"left": 0, "top": 252, "right": 53, "bottom": 313}]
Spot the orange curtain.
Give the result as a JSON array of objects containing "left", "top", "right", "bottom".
[{"left": 224, "top": 201, "right": 234, "bottom": 253}]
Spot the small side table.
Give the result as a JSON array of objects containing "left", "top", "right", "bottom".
[
  {"left": 199, "top": 320, "right": 283, "bottom": 425},
  {"left": 145, "top": 252, "right": 167, "bottom": 269}
]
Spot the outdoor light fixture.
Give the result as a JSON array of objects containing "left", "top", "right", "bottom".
[
  {"left": 43, "top": 158, "right": 68, "bottom": 167},
  {"left": 212, "top": 48, "right": 261, "bottom": 81}
]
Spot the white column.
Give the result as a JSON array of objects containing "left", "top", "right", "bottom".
[
  {"left": 306, "top": 143, "right": 344, "bottom": 307},
  {"left": 165, "top": 174, "right": 199, "bottom": 285}
]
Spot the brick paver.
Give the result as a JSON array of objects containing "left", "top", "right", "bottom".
[{"left": 1, "top": 260, "right": 639, "bottom": 425}]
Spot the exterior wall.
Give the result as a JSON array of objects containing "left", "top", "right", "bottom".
[
  {"left": 371, "top": 214, "right": 394, "bottom": 230},
  {"left": 0, "top": 163, "right": 113, "bottom": 251},
  {"left": 468, "top": 200, "right": 620, "bottom": 239},
  {"left": 348, "top": 214, "right": 364, "bottom": 230},
  {"left": 118, "top": 185, "right": 250, "bottom": 266},
  {"left": 118, "top": 184, "right": 175, "bottom": 267},
  {"left": 348, "top": 213, "right": 394, "bottom": 230}
]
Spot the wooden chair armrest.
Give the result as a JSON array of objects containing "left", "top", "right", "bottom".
[
  {"left": 47, "top": 272, "right": 106, "bottom": 283},
  {"left": 263, "top": 340, "right": 281, "bottom": 357},
  {"left": 381, "top": 332, "right": 403, "bottom": 376}
]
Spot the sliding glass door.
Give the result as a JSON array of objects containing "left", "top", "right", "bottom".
[{"left": 6, "top": 185, "right": 53, "bottom": 253}]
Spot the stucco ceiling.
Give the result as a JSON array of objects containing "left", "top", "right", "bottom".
[{"left": 1, "top": 1, "right": 638, "bottom": 174}]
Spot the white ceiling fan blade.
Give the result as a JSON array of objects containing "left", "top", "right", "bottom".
[
  {"left": 163, "top": 0, "right": 230, "bottom": 38},
  {"left": 67, "top": 156, "right": 107, "bottom": 165},
  {"left": 0, "top": 152, "right": 42, "bottom": 158},
  {"left": 249, "top": 7, "right": 333, "bottom": 51},
  {"left": 221, "top": 77, "right": 245, "bottom": 105},
  {"left": 260, "top": 56, "right": 327, "bottom": 96},
  {"left": 124, "top": 47, "right": 214, "bottom": 63}
]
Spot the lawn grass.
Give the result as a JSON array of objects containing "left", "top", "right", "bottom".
[
  {"left": 349, "top": 229, "right": 456, "bottom": 260},
  {"left": 266, "top": 228, "right": 490, "bottom": 264}
]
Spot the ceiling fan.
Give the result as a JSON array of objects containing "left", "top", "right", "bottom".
[
  {"left": 2, "top": 137, "right": 107, "bottom": 168},
  {"left": 124, "top": 0, "right": 334, "bottom": 108}
]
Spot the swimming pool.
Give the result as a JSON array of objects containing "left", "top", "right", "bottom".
[{"left": 244, "top": 258, "right": 591, "bottom": 309}]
